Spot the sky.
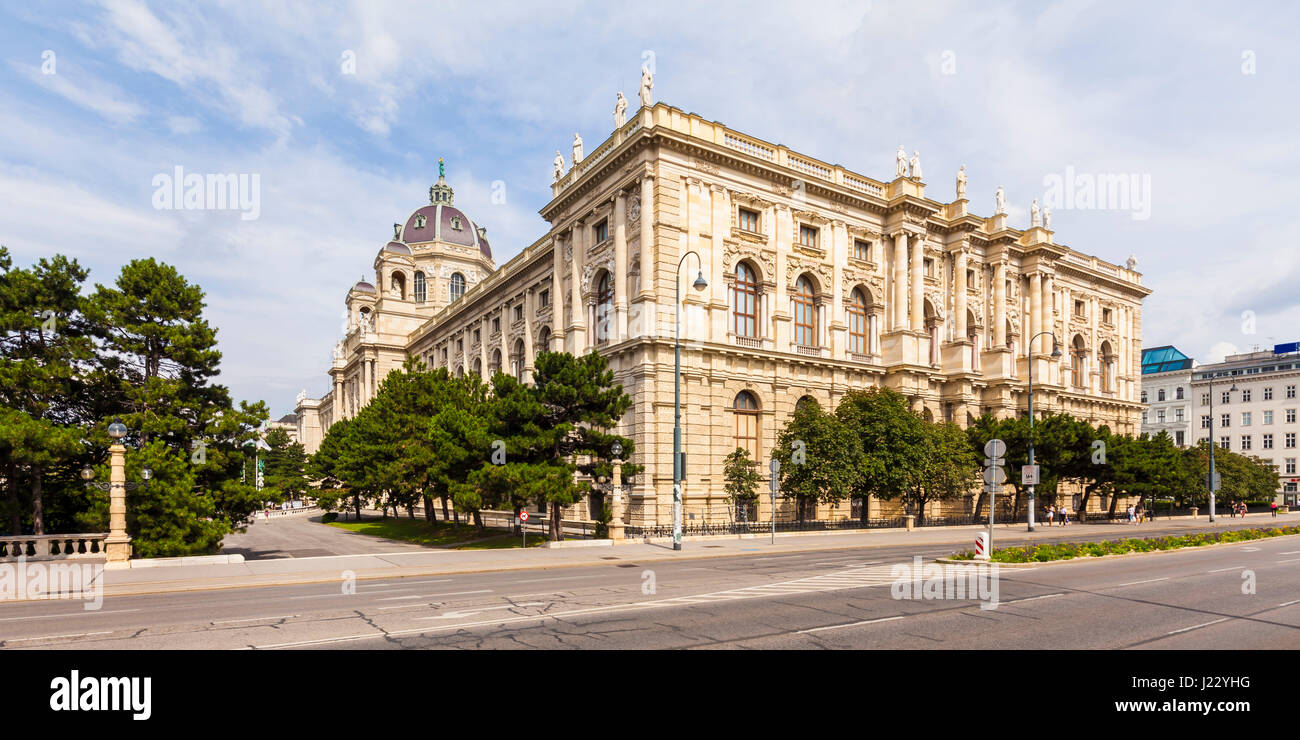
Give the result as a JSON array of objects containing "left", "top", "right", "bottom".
[{"left": 2, "top": 0, "right": 1298, "bottom": 418}]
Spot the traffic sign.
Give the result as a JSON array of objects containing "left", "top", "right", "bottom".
[
  {"left": 519, "top": 511, "right": 530, "bottom": 522},
  {"left": 983, "top": 439, "right": 1006, "bottom": 461},
  {"left": 1021, "top": 464, "right": 1040, "bottom": 485},
  {"left": 982, "top": 466, "right": 1006, "bottom": 485}
]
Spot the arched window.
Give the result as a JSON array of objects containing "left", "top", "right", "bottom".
[
  {"left": 450, "top": 272, "right": 466, "bottom": 303},
  {"left": 472, "top": 357, "right": 482, "bottom": 378},
  {"left": 413, "top": 272, "right": 426, "bottom": 303},
  {"left": 1071, "top": 335, "right": 1088, "bottom": 389},
  {"left": 489, "top": 348, "right": 502, "bottom": 375},
  {"left": 795, "top": 395, "right": 819, "bottom": 412},
  {"left": 1141, "top": 390, "right": 1149, "bottom": 403},
  {"left": 847, "top": 288, "right": 868, "bottom": 354},
  {"left": 511, "top": 338, "right": 526, "bottom": 380},
  {"left": 734, "top": 391, "right": 760, "bottom": 458},
  {"left": 538, "top": 326, "right": 551, "bottom": 354},
  {"left": 1176, "top": 387, "right": 1184, "bottom": 400},
  {"left": 391, "top": 272, "right": 406, "bottom": 300},
  {"left": 733, "top": 263, "right": 758, "bottom": 338},
  {"left": 793, "top": 275, "right": 816, "bottom": 347},
  {"left": 594, "top": 272, "right": 614, "bottom": 344},
  {"left": 1157, "top": 388, "right": 1166, "bottom": 402}
]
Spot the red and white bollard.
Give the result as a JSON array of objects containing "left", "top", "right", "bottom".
[{"left": 974, "top": 531, "right": 991, "bottom": 561}]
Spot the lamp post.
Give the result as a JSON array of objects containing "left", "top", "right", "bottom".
[
  {"left": 83, "top": 419, "right": 150, "bottom": 567},
  {"left": 1206, "top": 373, "right": 1236, "bottom": 523},
  {"left": 673, "top": 251, "right": 707, "bottom": 551},
  {"left": 609, "top": 441, "right": 624, "bottom": 541},
  {"left": 1026, "top": 331, "right": 1061, "bottom": 532}
]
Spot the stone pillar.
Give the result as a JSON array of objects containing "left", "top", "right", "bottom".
[
  {"left": 954, "top": 249, "right": 968, "bottom": 337},
  {"left": 480, "top": 315, "right": 490, "bottom": 375},
  {"left": 830, "top": 220, "right": 847, "bottom": 357},
  {"left": 709, "top": 183, "right": 728, "bottom": 342},
  {"left": 569, "top": 221, "right": 586, "bottom": 351},
  {"left": 910, "top": 236, "right": 924, "bottom": 332},
  {"left": 1042, "top": 273, "right": 1054, "bottom": 340},
  {"left": 500, "top": 304, "right": 510, "bottom": 377},
  {"left": 104, "top": 443, "right": 131, "bottom": 567},
  {"left": 552, "top": 235, "right": 566, "bottom": 349},
  {"left": 773, "top": 205, "right": 791, "bottom": 347},
  {"left": 1029, "top": 272, "right": 1042, "bottom": 353},
  {"left": 522, "top": 288, "right": 534, "bottom": 383},
  {"left": 614, "top": 191, "right": 629, "bottom": 342},
  {"left": 892, "top": 231, "right": 908, "bottom": 330},
  {"left": 993, "top": 261, "right": 1007, "bottom": 345},
  {"left": 332, "top": 376, "right": 342, "bottom": 425},
  {"left": 638, "top": 174, "right": 655, "bottom": 299}
]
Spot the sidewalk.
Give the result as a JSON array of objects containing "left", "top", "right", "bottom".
[{"left": 79, "top": 510, "right": 1300, "bottom": 600}]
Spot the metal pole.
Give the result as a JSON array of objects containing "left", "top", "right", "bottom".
[
  {"left": 672, "top": 252, "right": 698, "bottom": 552},
  {"left": 1027, "top": 341, "right": 1036, "bottom": 532},
  {"left": 1208, "top": 373, "right": 1217, "bottom": 522}
]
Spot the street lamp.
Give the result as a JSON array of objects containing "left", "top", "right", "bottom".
[
  {"left": 673, "top": 250, "right": 707, "bottom": 551},
  {"left": 1026, "top": 331, "right": 1061, "bottom": 532},
  {"left": 610, "top": 441, "right": 625, "bottom": 541},
  {"left": 1207, "top": 373, "right": 1237, "bottom": 523},
  {"left": 81, "top": 463, "right": 152, "bottom": 491}
]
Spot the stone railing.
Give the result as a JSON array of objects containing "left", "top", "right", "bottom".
[
  {"left": 734, "top": 335, "right": 763, "bottom": 349},
  {"left": 788, "top": 154, "right": 832, "bottom": 181},
  {"left": 794, "top": 344, "right": 825, "bottom": 358},
  {"left": 0, "top": 534, "right": 108, "bottom": 562},
  {"left": 723, "top": 131, "right": 776, "bottom": 162},
  {"left": 844, "top": 173, "right": 885, "bottom": 197}
]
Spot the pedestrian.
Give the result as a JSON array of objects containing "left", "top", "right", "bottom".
[
  {"left": 1062, "top": 506, "right": 1070, "bottom": 526},
  {"left": 1046, "top": 504, "right": 1055, "bottom": 527},
  {"left": 1127, "top": 504, "right": 1135, "bottom": 524},
  {"left": 1271, "top": 500, "right": 1279, "bottom": 517}
]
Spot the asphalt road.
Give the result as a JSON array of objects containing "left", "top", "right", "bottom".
[{"left": 2, "top": 521, "right": 1297, "bottom": 650}]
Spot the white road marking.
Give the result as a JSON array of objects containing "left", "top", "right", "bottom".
[
  {"left": 1277, "top": 599, "right": 1300, "bottom": 608},
  {"left": 1279, "top": 551, "right": 1300, "bottom": 555},
  {"left": 1276, "top": 558, "right": 1300, "bottom": 564},
  {"left": 212, "top": 615, "right": 300, "bottom": 625},
  {"left": 419, "top": 603, "right": 545, "bottom": 620},
  {"left": 1207, "top": 566, "right": 1246, "bottom": 573},
  {"left": 396, "top": 579, "right": 454, "bottom": 585},
  {"left": 1003, "top": 593, "right": 1064, "bottom": 604},
  {"left": 0, "top": 609, "right": 140, "bottom": 622},
  {"left": 1116, "top": 577, "right": 1170, "bottom": 587},
  {"left": 5, "top": 631, "right": 112, "bottom": 643},
  {"left": 288, "top": 587, "right": 412, "bottom": 600},
  {"left": 508, "top": 574, "right": 605, "bottom": 584},
  {"left": 1166, "top": 617, "right": 1230, "bottom": 635},
  {"left": 796, "top": 616, "right": 905, "bottom": 634}
]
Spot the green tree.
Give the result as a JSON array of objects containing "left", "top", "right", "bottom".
[
  {"left": 774, "top": 400, "right": 860, "bottom": 521},
  {"left": 908, "top": 422, "right": 979, "bottom": 524},
  {"left": 722, "top": 447, "right": 761, "bottom": 521},
  {"left": 837, "top": 388, "right": 926, "bottom": 521},
  {"left": 263, "top": 427, "right": 309, "bottom": 503}
]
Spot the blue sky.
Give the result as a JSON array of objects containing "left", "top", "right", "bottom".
[{"left": 2, "top": 0, "right": 1298, "bottom": 418}]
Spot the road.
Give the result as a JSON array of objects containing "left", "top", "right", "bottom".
[
  {"left": 2, "top": 521, "right": 1297, "bottom": 650},
  {"left": 219, "top": 513, "right": 431, "bottom": 559}
]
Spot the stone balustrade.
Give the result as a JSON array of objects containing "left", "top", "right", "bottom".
[{"left": 0, "top": 534, "right": 108, "bottom": 562}]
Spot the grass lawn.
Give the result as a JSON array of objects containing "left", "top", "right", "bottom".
[{"left": 325, "top": 517, "right": 546, "bottom": 549}]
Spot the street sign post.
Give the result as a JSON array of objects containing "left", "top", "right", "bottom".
[
  {"left": 983, "top": 439, "right": 1004, "bottom": 554},
  {"left": 1021, "top": 464, "right": 1040, "bottom": 486},
  {"left": 769, "top": 458, "right": 780, "bottom": 545},
  {"left": 519, "top": 510, "right": 529, "bottom": 548}
]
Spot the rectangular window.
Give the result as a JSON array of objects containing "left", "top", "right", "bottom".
[
  {"left": 593, "top": 220, "right": 609, "bottom": 244},
  {"left": 1288, "top": 409, "right": 1297, "bottom": 423},
  {"left": 1201, "top": 393, "right": 1211, "bottom": 405},
  {"left": 1220, "top": 436, "right": 1231, "bottom": 450},
  {"left": 1156, "top": 410, "right": 1166, "bottom": 423},
  {"left": 539, "top": 290, "right": 550, "bottom": 308},
  {"left": 456, "top": 339, "right": 463, "bottom": 353},
  {"left": 853, "top": 239, "right": 871, "bottom": 261},
  {"left": 473, "top": 329, "right": 480, "bottom": 343},
  {"left": 1074, "top": 300, "right": 1085, "bottom": 317},
  {"left": 1222, "top": 391, "right": 1231, "bottom": 404},
  {"left": 799, "top": 224, "right": 818, "bottom": 248},
  {"left": 1142, "top": 411, "right": 1148, "bottom": 424},
  {"left": 923, "top": 257, "right": 935, "bottom": 277},
  {"left": 1264, "top": 410, "right": 1274, "bottom": 424},
  {"left": 1221, "top": 414, "right": 1230, "bottom": 428},
  {"left": 1288, "top": 433, "right": 1297, "bottom": 449},
  {"left": 1102, "top": 307, "right": 1113, "bottom": 324},
  {"left": 1201, "top": 415, "right": 1211, "bottom": 429},
  {"left": 1175, "top": 431, "right": 1185, "bottom": 446},
  {"left": 1287, "top": 458, "right": 1297, "bottom": 475},
  {"left": 1264, "top": 434, "right": 1274, "bottom": 449},
  {"left": 1242, "top": 389, "right": 1252, "bottom": 402},
  {"left": 739, "top": 208, "right": 760, "bottom": 233},
  {"left": 1242, "top": 412, "right": 1252, "bottom": 426},
  {"left": 1264, "top": 387, "right": 1274, "bottom": 400},
  {"left": 1241, "top": 435, "right": 1252, "bottom": 451},
  {"left": 492, "top": 317, "right": 500, "bottom": 333},
  {"left": 1289, "top": 385, "right": 1297, "bottom": 399},
  {"left": 1175, "top": 408, "right": 1184, "bottom": 422},
  {"left": 966, "top": 268, "right": 975, "bottom": 286},
  {"left": 514, "top": 305, "right": 523, "bottom": 322}
]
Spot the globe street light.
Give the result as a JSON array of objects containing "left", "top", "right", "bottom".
[
  {"left": 1026, "top": 331, "right": 1061, "bottom": 532},
  {"left": 673, "top": 250, "right": 707, "bottom": 551}
]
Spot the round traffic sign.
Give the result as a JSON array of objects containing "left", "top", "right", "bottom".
[
  {"left": 982, "top": 466, "right": 1007, "bottom": 485},
  {"left": 983, "top": 438, "right": 1006, "bottom": 460},
  {"left": 519, "top": 511, "right": 530, "bottom": 522}
]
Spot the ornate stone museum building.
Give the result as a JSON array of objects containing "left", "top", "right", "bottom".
[{"left": 296, "top": 98, "right": 1151, "bottom": 525}]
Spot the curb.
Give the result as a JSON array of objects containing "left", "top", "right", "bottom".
[{"left": 936, "top": 530, "right": 1300, "bottom": 568}]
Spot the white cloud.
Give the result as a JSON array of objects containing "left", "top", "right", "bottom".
[{"left": 12, "top": 60, "right": 144, "bottom": 123}]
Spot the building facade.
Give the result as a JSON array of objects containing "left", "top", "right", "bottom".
[
  {"left": 297, "top": 100, "right": 1151, "bottom": 525},
  {"left": 1140, "top": 346, "right": 1194, "bottom": 447},
  {"left": 1190, "top": 343, "right": 1300, "bottom": 506}
]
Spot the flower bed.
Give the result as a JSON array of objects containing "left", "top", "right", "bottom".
[{"left": 949, "top": 525, "right": 1300, "bottom": 563}]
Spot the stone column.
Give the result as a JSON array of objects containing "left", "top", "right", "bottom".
[
  {"left": 480, "top": 315, "right": 489, "bottom": 376},
  {"left": 1042, "top": 273, "right": 1054, "bottom": 340},
  {"left": 552, "top": 235, "right": 565, "bottom": 349},
  {"left": 1029, "top": 272, "right": 1042, "bottom": 353},
  {"left": 609, "top": 457, "right": 625, "bottom": 540},
  {"left": 773, "top": 205, "right": 791, "bottom": 347},
  {"left": 954, "top": 249, "right": 968, "bottom": 337},
  {"left": 993, "top": 261, "right": 1007, "bottom": 345},
  {"left": 892, "top": 231, "right": 908, "bottom": 330},
  {"left": 910, "top": 236, "right": 924, "bottom": 332},
  {"left": 830, "top": 220, "right": 847, "bottom": 357},
  {"left": 614, "top": 191, "right": 629, "bottom": 342},
  {"left": 332, "top": 376, "right": 342, "bottom": 425},
  {"left": 639, "top": 174, "right": 655, "bottom": 299},
  {"left": 709, "top": 184, "right": 728, "bottom": 342},
  {"left": 523, "top": 289, "right": 534, "bottom": 383},
  {"left": 570, "top": 221, "right": 586, "bottom": 351},
  {"left": 104, "top": 442, "right": 131, "bottom": 566}
]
